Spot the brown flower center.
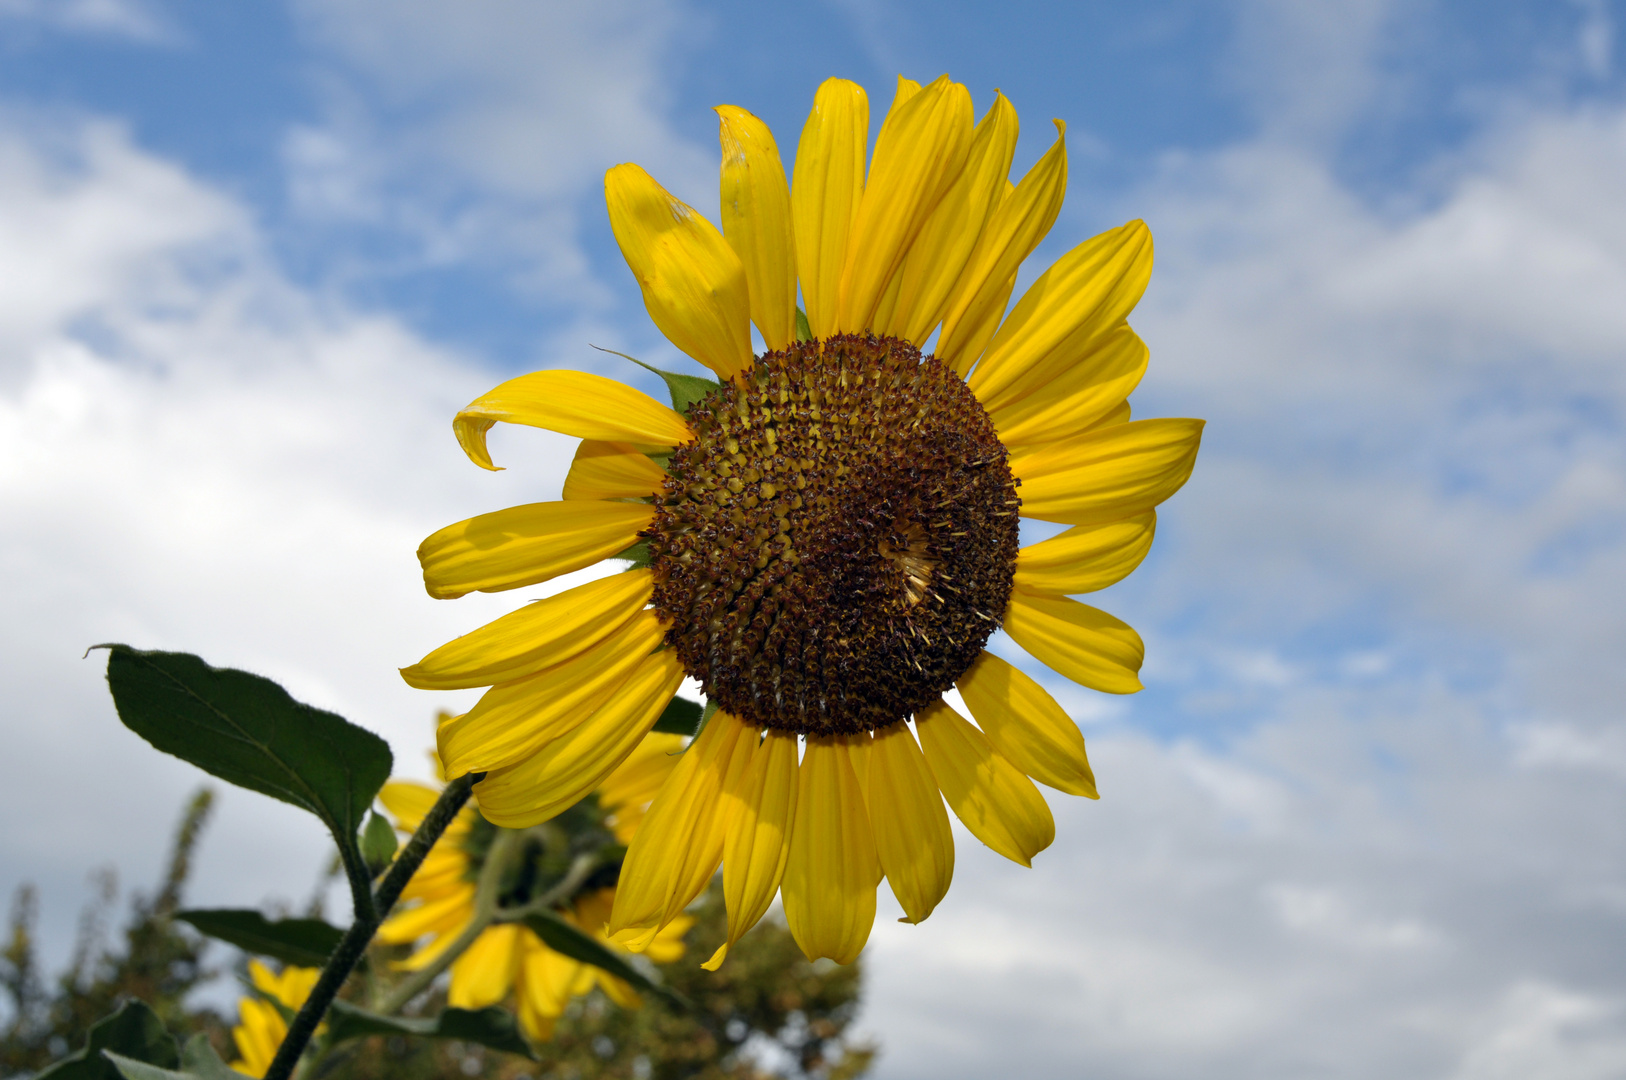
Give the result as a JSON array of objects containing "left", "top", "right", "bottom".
[{"left": 647, "top": 334, "right": 1019, "bottom": 736}]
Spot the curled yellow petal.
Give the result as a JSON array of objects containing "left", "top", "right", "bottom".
[
  {"left": 783, "top": 736, "right": 879, "bottom": 964},
  {"left": 418, "top": 500, "right": 653, "bottom": 599},
  {"left": 987, "top": 323, "right": 1148, "bottom": 448},
  {"left": 968, "top": 219, "right": 1153, "bottom": 405},
  {"left": 608, "top": 711, "right": 754, "bottom": 948},
  {"left": 835, "top": 75, "right": 974, "bottom": 333},
  {"left": 792, "top": 78, "right": 869, "bottom": 340},
  {"left": 562, "top": 440, "right": 669, "bottom": 501},
  {"left": 453, "top": 370, "right": 691, "bottom": 472},
  {"left": 882, "top": 91, "right": 1019, "bottom": 346},
  {"left": 402, "top": 569, "right": 652, "bottom": 690},
  {"left": 472, "top": 647, "right": 684, "bottom": 826},
  {"left": 915, "top": 700, "right": 1054, "bottom": 866},
  {"left": 1002, "top": 585, "right": 1144, "bottom": 695},
  {"left": 868, "top": 722, "right": 954, "bottom": 923},
  {"left": 938, "top": 119, "right": 1069, "bottom": 373},
  {"left": 955, "top": 651, "right": 1097, "bottom": 798},
  {"left": 1009, "top": 417, "right": 1205, "bottom": 525},
  {"left": 437, "top": 611, "right": 667, "bottom": 777},
  {"left": 704, "top": 728, "right": 799, "bottom": 970},
  {"left": 606, "top": 163, "right": 753, "bottom": 379},
  {"left": 717, "top": 105, "right": 797, "bottom": 351},
  {"left": 1013, "top": 512, "right": 1156, "bottom": 595}
]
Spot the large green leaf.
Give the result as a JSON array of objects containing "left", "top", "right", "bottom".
[
  {"left": 324, "top": 1003, "right": 536, "bottom": 1060},
  {"left": 590, "top": 345, "right": 719, "bottom": 414},
  {"left": 37, "top": 1000, "right": 177, "bottom": 1080},
  {"left": 98, "top": 646, "right": 392, "bottom": 862},
  {"left": 522, "top": 912, "right": 687, "bottom": 1010},
  {"left": 651, "top": 695, "right": 703, "bottom": 736},
  {"left": 174, "top": 908, "right": 344, "bottom": 968},
  {"left": 105, "top": 1035, "right": 248, "bottom": 1080}
]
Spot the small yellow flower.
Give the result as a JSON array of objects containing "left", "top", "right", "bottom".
[
  {"left": 375, "top": 734, "right": 688, "bottom": 1042},
  {"left": 408, "top": 74, "right": 1204, "bottom": 967},
  {"left": 230, "top": 960, "right": 320, "bottom": 1078}
]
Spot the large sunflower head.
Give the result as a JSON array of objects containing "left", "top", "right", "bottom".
[{"left": 408, "top": 74, "right": 1203, "bottom": 966}]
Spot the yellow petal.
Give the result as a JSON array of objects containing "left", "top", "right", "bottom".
[
  {"left": 835, "top": 75, "right": 974, "bottom": 333},
  {"left": 562, "top": 440, "right": 669, "bottom": 502},
  {"left": 878, "top": 76, "right": 922, "bottom": 133},
  {"left": 938, "top": 120, "right": 1069, "bottom": 373},
  {"left": 986, "top": 322, "right": 1148, "bottom": 448},
  {"left": 472, "top": 647, "right": 685, "bottom": 827},
  {"left": 915, "top": 700, "right": 1054, "bottom": 866},
  {"left": 375, "top": 886, "right": 474, "bottom": 946},
  {"left": 1009, "top": 418, "right": 1205, "bottom": 526},
  {"left": 605, "top": 163, "right": 753, "bottom": 379},
  {"left": 418, "top": 500, "right": 653, "bottom": 599},
  {"left": 1013, "top": 511, "right": 1156, "bottom": 595},
  {"left": 968, "top": 219, "right": 1153, "bottom": 405},
  {"left": 884, "top": 92, "right": 1020, "bottom": 346},
  {"left": 782, "top": 736, "right": 879, "bottom": 964},
  {"left": 791, "top": 78, "right": 869, "bottom": 340},
  {"left": 453, "top": 370, "right": 691, "bottom": 472},
  {"left": 402, "top": 569, "right": 653, "bottom": 690},
  {"left": 437, "top": 610, "right": 667, "bottom": 776},
  {"left": 232, "top": 997, "right": 286, "bottom": 1078},
  {"left": 956, "top": 651, "right": 1097, "bottom": 797},
  {"left": 868, "top": 264, "right": 905, "bottom": 337},
  {"left": 598, "top": 730, "right": 688, "bottom": 845},
  {"left": 1002, "top": 585, "right": 1144, "bottom": 694},
  {"left": 448, "top": 924, "right": 522, "bottom": 1009},
  {"left": 377, "top": 780, "right": 441, "bottom": 832},
  {"left": 515, "top": 933, "right": 576, "bottom": 1037},
  {"left": 608, "top": 711, "right": 754, "bottom": 947},
  {"left": 717, "top": 105, "right": 798, "bottom": 351},
  {"left": 705, "top": 729, "right": 799, "bottom": 970},
  {"left": 868, "top": 722, "right": 955, "bottom": 923}
]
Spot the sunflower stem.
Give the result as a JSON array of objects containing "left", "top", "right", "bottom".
[{"left": 261, "top": 772, "right": 481, "bottom": 1080}]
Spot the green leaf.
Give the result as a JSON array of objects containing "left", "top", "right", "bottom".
[
  {"left": 521, "top": 911, "right": 688, "bottom": 1011},
  {"left": 360, "top": 810, "right": 399, "bottom": 873},
  {"left": 795, "top": 307, "right": 813, "bottom": 343},
  {"left": 589, "top": 345, "right": 719, "bottom": 414},
  {"left": 613, "top": 539, "right": 652, "bottom": 570},
  {"left": 97, "top": 646, "right": 392, "bottom": 869},
  {"left": 324, "top": 1003, "right": 537, "bottom": 1060},
  {"left": 38, "top": 1000, "right": 177, "bottom": 1080},
  {"left": 104, "top": 1035, "right": 249, "bottom": 1080},
  {"left": 174, "top": 909, "right": 343, "bottom": 968},
  {"left": 652, "top": 695, "right": 703, "bottom": 736},
  {"left": 693, "top": 699, "right": 719, "bottom": 741}
]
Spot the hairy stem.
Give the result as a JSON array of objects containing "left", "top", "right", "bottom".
[{"left": 261, "top": 772, "right": 480, "bottom": 1080}]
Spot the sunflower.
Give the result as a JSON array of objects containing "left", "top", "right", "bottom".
[
  {"left": 231, "top": 960, "right": 320, "bottom": 1078},
  {"left": 374, "top": 734, "right": 690, "bottom": 1042},
  {"left": 408, "top": 74, "right": 1203, "bottom": 966}
]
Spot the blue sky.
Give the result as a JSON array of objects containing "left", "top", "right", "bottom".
[{"left": 2, "top": 2, "right": 1625, "bottom": 1078}]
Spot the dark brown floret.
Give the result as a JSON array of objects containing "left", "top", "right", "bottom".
[{"left": 646, "top": 334, "right": 1019, "bottom": 736}]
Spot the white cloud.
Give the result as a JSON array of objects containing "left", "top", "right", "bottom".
[
  {"left": 281, "top": 0, "right": 713, "bottom": 306},
  {"left": 0, "top": 110, "right": 589, "bottom": 967},
  {"left": 0, "top": 0, "right": 176, "bottom": 43}
]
